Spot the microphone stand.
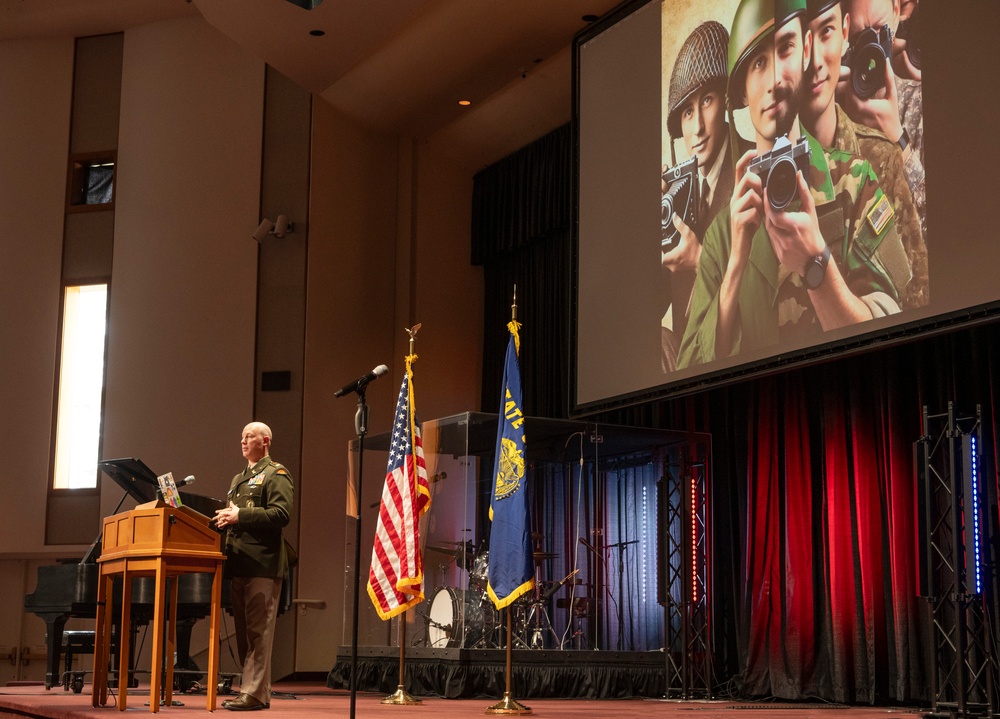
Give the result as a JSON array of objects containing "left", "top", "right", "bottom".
[
  {"left": 607, "top": 540, "right": 637, "bottom": 651},
  {"left": 348, "top": 387, "right": 369, "bottom": 719}
]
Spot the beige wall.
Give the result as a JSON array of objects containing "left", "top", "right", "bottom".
[
  {"left": 4, "top": 12, "right": 487, "bottom": 676},
  {"left": 102, "top": 16, "right": 265, "bottom": 511},
  {"left": 0, "top": 37, "right": 74, "bottom": 553},
  {"left": 410, "top": 141, "right": 483, "bottom": 421},
  {"left": 295, "top": 101, "right": 485, "bottom": 670},
  {"left": 298, "top": 98, "right": 402, "bottom": 669}
]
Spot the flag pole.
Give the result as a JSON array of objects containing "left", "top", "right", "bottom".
[
  {"left": 380, "top": 325, "right": 424, "bottom": 707},
  {"left": 485, "top": 288, "right": 531, "bottom": 716},
  {"left": 381, "top": 618, "right": 419, "bottom": 705},
  {"left": 484, "top": 609, "right": 531, "bottom": 715}
]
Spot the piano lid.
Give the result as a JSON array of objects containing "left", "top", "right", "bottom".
[
  {"left": 97, "top": 457, "right": 225, "bottom": 518},
  {"left": 98, "top": 457, "right": 159, "bottom": 505}
]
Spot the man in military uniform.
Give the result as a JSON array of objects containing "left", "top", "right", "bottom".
[
  {"left": 661, "top": 20, "right": 755, "bottom": 372},
  {"left": 840, "top": 0, "right": 925, "bottom": 241},
  {"left": 677, "top": 0, "right": 911, "bottom": 369},
  {"left": 213, "top": 422, "right": 293, "bottom": 711},
  {"left": 801, "top": 0, "right": 926, "bottom": 308}
]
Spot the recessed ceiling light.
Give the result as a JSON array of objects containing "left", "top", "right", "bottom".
[
  {"left": 309, "top": 29, "right": 325, "bottom": 37},
  {"left": 458, "top": 100, "right": 472, "bottom": 107}
]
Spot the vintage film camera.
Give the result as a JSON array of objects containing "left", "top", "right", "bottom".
[
  {"left": 842, "top": 24, "right": 894, "bottom": 100},
  {"left": 748, "top": 134, "right": 810, "bottom": 211},
  {"left": 661, "top": 156, "right": 699, "bottom": 251}
]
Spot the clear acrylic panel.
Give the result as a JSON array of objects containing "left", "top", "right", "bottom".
[{"left": 344, "top": 412, "right": 711, "bottom": 653}]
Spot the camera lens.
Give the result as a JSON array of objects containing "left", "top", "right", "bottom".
[
  {"left": 852, "top": 47, "right": 886, "bottom": 99},
  {"left": 850, "top": 28, "right": 889, "bottom": 99},
  {"left": 766, "top": 157, "right": 798, "bottom": 211}
]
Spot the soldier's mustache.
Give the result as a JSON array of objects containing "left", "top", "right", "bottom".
[{"left": 773, "top": 82, "right": 799, "bottom": 104}]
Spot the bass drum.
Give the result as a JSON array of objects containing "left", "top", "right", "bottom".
[{"left": 428, "top": 587, "right": 484, "bottom": 648}]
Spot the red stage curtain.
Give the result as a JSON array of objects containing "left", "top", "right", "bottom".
[{"left": 740, "top": 355, "right": 942, "bottom": 703}]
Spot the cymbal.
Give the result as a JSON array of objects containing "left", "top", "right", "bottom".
[
  {"left": 532, "top": 551, "right": 558, "bottom": 560},
  {"left": 427, "top": 545, "right": 466, "bottom": 558}
]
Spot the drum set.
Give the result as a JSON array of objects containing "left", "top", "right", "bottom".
[{"left": 423, "top": 539, "right": 586, "bottom": 650}]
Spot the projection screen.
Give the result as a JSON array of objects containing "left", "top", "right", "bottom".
[{"left": 573, "top": 0, "right": 995, "bottom": 413}]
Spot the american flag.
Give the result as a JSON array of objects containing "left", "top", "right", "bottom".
[{"left": 366, "top": 365, "right": 431, "bottom": 619}]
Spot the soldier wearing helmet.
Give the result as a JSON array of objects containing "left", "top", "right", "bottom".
[
  {"left": 660, "top": 21, "right": 752, "bottom": 372},
  {"left": 677, "top": 0, "right": 911, "bottom": 368}
]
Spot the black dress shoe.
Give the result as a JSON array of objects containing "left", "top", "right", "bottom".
[{"left": 222, "top": 693, "right": 266, "bottom": 711}]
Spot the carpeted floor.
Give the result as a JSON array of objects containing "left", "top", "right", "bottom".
[{"left": 0, "top": 680, "right": 931, "bottom": 719}]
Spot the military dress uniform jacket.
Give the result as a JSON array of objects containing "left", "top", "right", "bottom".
[
  {"left": 223, "top": 456, "right": 294, "bottom": 579},
  {"left": 676, "top": 127, "right": 911, "bottom": 369}
]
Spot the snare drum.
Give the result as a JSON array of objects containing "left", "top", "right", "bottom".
[{"left": 428, "top": 587, "right": 484, "bottom": 648}]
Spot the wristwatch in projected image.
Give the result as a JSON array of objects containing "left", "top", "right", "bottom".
[{"left": 805, "top": 245, "right": 831, "bottom": 290}]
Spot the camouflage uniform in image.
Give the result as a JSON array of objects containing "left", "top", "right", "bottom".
[
  {"left": 895, "top": 77, "right": 925, "bottom": 241},
  {"left": 677, "top": 126, "right": 911, "bottom": 368},
  {"left": 675, "top": 0, "right": 911, "bottom": 369},
  {"left": 831, "top": 103, "right": 927, "bottom": 308},
  {"left": 803, "top": 0, "right": 926, "bottom": 310}
]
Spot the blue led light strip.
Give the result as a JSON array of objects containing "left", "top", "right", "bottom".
[{"left": 971, "top": 436, "right": 982, "bottom": 595}]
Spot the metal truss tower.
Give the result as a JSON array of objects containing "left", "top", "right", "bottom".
[
  {"left": 916, "top": 402, "right": 995, "bottom": 718},
  {"left": 658, "top": 441, "right": 712, "bottom": 699}
]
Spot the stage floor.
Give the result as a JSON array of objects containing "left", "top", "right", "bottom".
[{"left": 0, "top": 680, "right": 929, "bottom": 719}]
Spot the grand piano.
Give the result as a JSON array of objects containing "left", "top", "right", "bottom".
[{"left": 24, "top": 458, "right": 226, "bottom": 691}]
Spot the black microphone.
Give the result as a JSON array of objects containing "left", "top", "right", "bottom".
[
  {"left": 579, "top": 537, "right": 597, "bottom": 553},
  {"left": 333, "top": 364, "right": 389, "bottom": 398},
  {"left": 541, "top": 568, "right": 580, "bottom": 601},
  {"left": 176, "top": 475, "right": 196, "bottom": 488}
]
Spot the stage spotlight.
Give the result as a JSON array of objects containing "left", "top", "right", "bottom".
[{"left": 252, "top": 218, "right": 274, "bottom": 243}]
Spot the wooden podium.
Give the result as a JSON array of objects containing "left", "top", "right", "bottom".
[{"left": 91, "top": 500, "right": 225, "bottom": 712}]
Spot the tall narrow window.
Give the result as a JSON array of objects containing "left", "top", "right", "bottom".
[{"left": 53, "top": 284, "right": 108, "bottom": 489}]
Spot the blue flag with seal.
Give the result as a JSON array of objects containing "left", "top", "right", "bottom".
[{"left": 486, "top": 320, "right": 535, "bottom": 609}]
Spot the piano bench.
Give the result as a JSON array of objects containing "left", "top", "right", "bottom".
[{"left": 61, "top": 630, "right": 95, "bottom": 693}]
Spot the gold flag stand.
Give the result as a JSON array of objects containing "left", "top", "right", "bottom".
[
  {"left": 381, "top": 617, "right": 420, "bottom": 705},
  {"left": 485, "top": 610, "right": 531, "bottom": 715}
]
